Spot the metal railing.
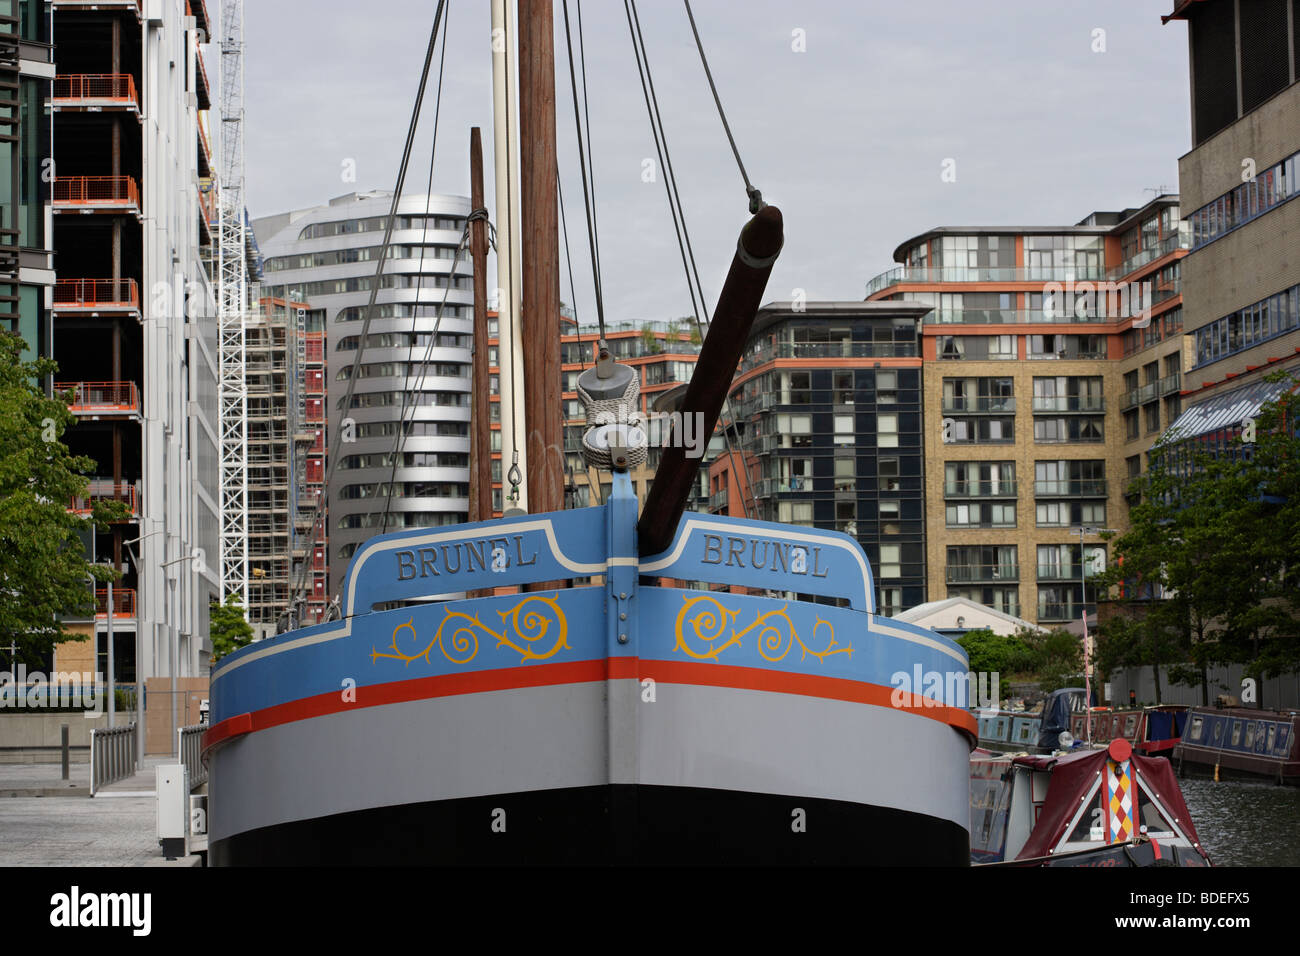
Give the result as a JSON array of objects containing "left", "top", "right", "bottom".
[
  {"left": 1031, "top": 396, "right": 1105, "bottom": 413},
  {"left": 53, "top": 73, "right": 140, "bottom": 107},
  {"left": 95, "top": 588, "right": 137, "bottom": 618},
  {"left": 178, "top": 725, "right": 207, "bottom": 790},
  {"left": 70, "top": 479, "right": 140, "bottom": 516},
  {"left": 866, "top": 264, "right": 1108, "bottom": 296},
  {"left": 1034, "top": 479, "right": 1108, "bottom": 497},
  {"left": 945, "top": 564, "right": 1019, "bottom": 584},
  {"left": 941, "top": 397, "right": 1016, "bottom": 414},
  {"left": 53, "top": 278, "right": 140, "bottom": 309},
  {"left": 1121, "top": 382, "right": 1159, "bottom": 410},
  {"left": 944, "top": 480, "right": 1018, "bottom": 498},
  {"left": 53, "top": 175, "right": 141, "bottom": 208},
  {"left": 55, "top": 381, "right": 141, "bottom": 415},
  {"left": 89, "top": 722, "right": 137, "bottom": 796}
]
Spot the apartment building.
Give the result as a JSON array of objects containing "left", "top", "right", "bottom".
[
  {"left": 1160, "top": 0, "right": 1300, "bottom": 448},
  {"left": 713, "top": 301, "right": 931, "bottom": 617},
  {"left": 864, "top": 196, "right": 1188, "bottom": 625},
  {"left": 253, "top": 191, "right": 474, "bottom": 598},
  {"left": 487, "top": 316, "right": 703, "bottom": 516},
  {"left": 1, "top": 2, "right": 53, "bottom": 364},
  {"left": 244, "top": 295, "right": 327, "bottom": 633},
  {"left": 50, "top": 0, "right": 221, "bottom": 689}
]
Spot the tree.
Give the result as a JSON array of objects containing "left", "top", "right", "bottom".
[
  {"left": 0, "top": 334, "right": 126, "bottom": 665},
  {"left": 957, "top": 627, "right": 1034, "bottom": 676},
  {"left": 1018, "top": 626, "right": 1083, "bottom": 692},
  {"left": 1097, "top": 372, "right": 1300, "bottom": 706},
  {"left": 210, "top": 595, "right": 254, "bottom": 662}
]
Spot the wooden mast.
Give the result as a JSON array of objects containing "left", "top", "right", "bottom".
[
  {"left": 517, "top": 0, "right": 564, "bottom": 517},
  {"left": 468, "top": 127, "right": 491, "bottom": 524}
]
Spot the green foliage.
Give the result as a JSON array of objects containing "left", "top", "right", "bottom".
[
  {"left": 0, "top": 334, "right": 126, "bottom": 663},
  {"left": 209, "top": 595, "right": 254, "bottom": 662},
  {"left": 957, "top": 628, "right": 1034, "bottom": 676},
  {"left": 1097, "top": 373, "right": 1300, "bottom": 706},
  {"left": 1018, "top": 626, "right": 1084, "bottom": 692}
]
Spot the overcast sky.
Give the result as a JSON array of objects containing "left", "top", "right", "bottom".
[{"left": 244, "top": 0, "right": 1190, "bottom": 324}]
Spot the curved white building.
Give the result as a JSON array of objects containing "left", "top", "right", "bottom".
[{"left": 253, "top": 191, "right": 475, "bottom": 599}]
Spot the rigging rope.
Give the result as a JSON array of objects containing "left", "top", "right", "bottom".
[
  {"left": 682, "top": 0, "right": 763, "bottom": 213},
  {"left": 380, "top": 11, "right": 452, "bottom": 535},
  {"left": 558, "top": 173, "right": 600, "bottom": 508},
  {"left": 561, "top": 0, "right": 606, "bottom": 337},
  {"left": 285, "top": 0, "right": 447, "bottom": 621},
  {"left": 624, "top": 0, "right": 758, "bottom": 521}
]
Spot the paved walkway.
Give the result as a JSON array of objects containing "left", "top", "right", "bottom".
[{"left": 0, "top": 756, "right": 200, "bottom": 866}]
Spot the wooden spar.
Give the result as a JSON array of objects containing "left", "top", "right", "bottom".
[
  {"left": 517, "top": 0, "right": 564, "bottom": 518},
  {"left": 469, "top": 127, "right": 491, "bottom": 524},
  {"left": 637, "top": 205, "right": 785, "bottom": 558}
]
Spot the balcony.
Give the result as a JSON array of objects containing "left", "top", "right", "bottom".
[
  {"left": 1108, "top": 226, "right": 1189, "bottom": 281},
  {"left": 1037, "top": 603, "right": 1082, "bottom": 623},
  {"left": 928, "top": 309, "right": 1111, "bottom": 325},
  {"left": 52, "top": 0, "right": 142, "bottom": 14},
  {"left": 752, "top": 477, "right": 812, "bottom": 498},
  {"left": 1120, "top": 382, "right": 1159, "bottom": 411},
  {"left": 1158, "top": 371, "right": 1181, "bottom": 396},
  {"left": 1031, "top": 396, "right": 1105, "bottom": 414},
  {"left": 56, "top": 381, "right": 142, "bottom": 420},
  {"left": 53, "top": 278, "right": 140, "bottom": 317},
  {"left": 195, "top": 44, "right": 211, "bottom": 111},
  {"left": 188, "top": 0, "right": 211, "bottom": 34},
  {"left": 197, "top": 116, "right": 213, "bottom": 176},
  {"left": 740, "top": 339, "right": 917, "bottom": 373},
  {"left": 866, "top": 265, "right": 1108, "bottom": 297},
  {"left": 53, "top": 74, "right": 141, "bottom": 115},
  {"left": 1034, "top": 479, "right": 1107, "bottom": 498},
  {"left": 942, "top": 396, "right": 1015, "bottom": 415},
  {"left": 708, "top": 490, "right": 729, "bottom": 511},
  {"left": 945, "top": 564, "right": 1019, "bottom": 584},
  {"left": 96, "top": 589, "right": 137, "bottom": 620},
  {"left": 944, "top": 480, "right": 1018, "bottom": 498},
  {"left": 53, "top": 176, "right": 141, "bottom": 216},
  {"left": 70, "top": 480, "right": 140, "bottom": 520},
  {"left": 1036, "top": 564, "right": 1090, "bottom": 582}
]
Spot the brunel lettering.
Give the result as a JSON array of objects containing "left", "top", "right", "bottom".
[
  {"left": 396, "top": 534, "right": 538, "bottom": 581},
  {"left": 699, "top": 533, "right": 829, "bottom": 577}
]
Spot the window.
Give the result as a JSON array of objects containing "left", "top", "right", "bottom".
[
  {"left": 836, "top": 501, "right": 857, "bottom": 535},
  {"left": 1035, "top": 500, "right": 1106, "bottom": 528},
  {"left": 777, "top": 500, "right": 814, "bottom": 526},
  {"left": 946, "top": 501, "right": 1016, "bottom": 528},
  {"left": 834, "top": 371, "right": 854, "bottom": 405},
  {"left": 947, "top": 545, "right": 1018, "bottom": 583},
  {"left": 834, "top": 414, "right": 855, "bottom": 446},
  {"left": 877, "top": 413, "right": 899, "bottom": 448},
  {"left": 1124, "top": 409, "right": 1139, "bottom": 440},
  {"left": 1144, "top": 403, "right": 1161, "bottom": 433},
  {"left": 945, "top": 461, "right": 1015, "bottom": 496},
  {"left": 879, "top": 545, "right": 901, "bottom": 579},
  {"left": 835, "top": 455, "right": 856, "bottom": 491},
  {"left": 878, "top": 456, "right": 900, "bottom": 491},
  {"left": 944, "top": 417, "right": 1015, "bottom": 444},
  {"left": 937, "top": 335, "right": 1016, "bottom": 361},
  {"left": 875, "top": 370, "right": 897, "bottom": 404},
  {"left": 878, "top": 588, "right": 902, "bottom": 616}
]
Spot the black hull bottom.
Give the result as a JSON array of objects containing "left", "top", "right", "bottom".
[{"left": 210, "top": 784, "right": 969, "bottom": 866}]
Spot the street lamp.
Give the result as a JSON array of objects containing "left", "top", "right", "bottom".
[{"left": 1071, "top": 525, "right": 1117, "bottom": 744}]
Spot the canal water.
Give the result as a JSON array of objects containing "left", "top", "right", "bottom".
[{"left": 1178, "top": 778, "right": 1300, "bottom": 866}]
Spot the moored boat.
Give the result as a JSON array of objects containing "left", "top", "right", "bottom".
[
  {"left": 970, "top": 738, "right": 1211, "bottom": 866},
  {"left": 1172, "top": 706, "right": 1300, "bottom": 785},
  {"left": 205, "top": 475, "right": 978, "bottom": 864}
]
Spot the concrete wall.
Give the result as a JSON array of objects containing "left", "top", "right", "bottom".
[{"left": 0, "top": 712, "right": 132, "bottom": 764}]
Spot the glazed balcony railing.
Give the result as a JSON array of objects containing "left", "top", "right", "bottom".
[
  {"left": 1033, "top": 479, "right": 1108, "bottom": 498},
  {"left": 1036, "top": 564, "right": 1093, "bottom": 582},
  {"left": 740, "top": 340, "right": 917, "bottom": 372},
  {"left": 1108, "top": 226, "right": 1189, "bottom": 281},
  {"left": 928, "top": 309, "right": 1112, "bottom": 325},
  {"left": 53, "top": 73, "right": 140, "bottom": 109},
  {"left": 70, "top": 480, "right": 140, "bottom": 517},
  {"left": 53, "top": 176, "right": 141, "bottom": 210},
  {"left": 1120, "top": 382, "right": 1159, "bottom": 411},
  {"left": 1031, "top": 395, "right": 1105, "bottom": 413},
  {"left": 945, "top": 564, "right": 1019, "bottom": 584},
  {"left": 866, "top": 264, "right": 1108, "bottom": 296},
  {"left": 943, "top": 480, "right": 1018, "bottom": 498},
  {"left": 54, "top": 278, "right": 140, "bottom": 311},
  {"left": 1158, "top": 371, "right": 1181, "bottom": 395},
  {"left": 1038, "top": 603, "right": 1084, "bottom": 622},
  {"left": 752, "top": 477, "right": 812, "bottom": 498},
  {"left": 56, "top": 381, "right": 141, "bottom": 416},
  {"left": 95, "top": 588, "right": 137, "bottom": 619},
  {"left": 941, "top": 396, "right": 1016, "bottom": 414}
]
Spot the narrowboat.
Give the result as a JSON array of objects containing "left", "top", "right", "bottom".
[
  {"left": 970, "top": 738, "right": 1211, "bottom": 866},
  {"left": 1173, "top": 706, "right": 1300, "bottom": 784}
]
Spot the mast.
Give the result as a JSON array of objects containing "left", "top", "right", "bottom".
[
  {"left": 469, "top": 128, "right": 491, "bottom": 524},
  {"left": 517, "top": 0, "right": 564, "bottom": 516},
  {"left": 490, "top": 0, "right": 526, "bottom": 512}
]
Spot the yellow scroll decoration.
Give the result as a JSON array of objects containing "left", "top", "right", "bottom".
[
  {"left": 673, "top": 594, "right": 851, "bottom": 664},
  {"left": 370, "top": 594, "right": 569, "bottom": 667}
]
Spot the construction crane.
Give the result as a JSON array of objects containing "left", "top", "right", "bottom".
[{"left": 217, "top": 0, "right": 249, "bottom": 608}]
